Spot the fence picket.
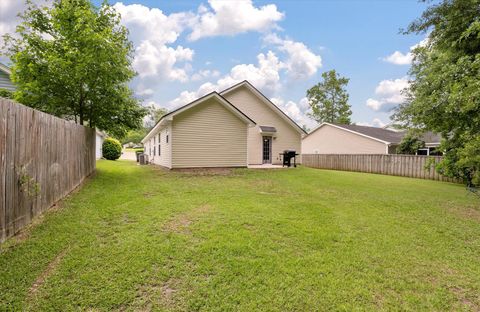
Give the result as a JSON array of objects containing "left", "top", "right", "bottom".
[
  {"left": 0, "top": 100, "right": 95, "bottom": 242},
  {"left": 302, "top": 154, "right": 457, "bottom": 183}
]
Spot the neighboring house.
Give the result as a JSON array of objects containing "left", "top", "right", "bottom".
[
  {"left": 0, "top": 63, "right": 16, "bottom": 91},
  {"left": 96, "top": 130, "right": 107, "bottom": 159},
  {"left": 141, "top": 80, "right": 306, "bottom": 169},
  {"left": 302, "top": 123, "right": 441, "bottom": 155}
]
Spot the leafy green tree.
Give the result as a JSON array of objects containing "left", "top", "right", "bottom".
[
  {"left": 306, "top": 70, "right": 352, "bottom": 124},
  {"left": 121, "top": 128, "right": 147, "bottom": 145},
  {"left": 396, "top": 134, "right": 425, "bottom": 155},
  {"left": 393, "top": 0, "right": 480, "bottom": 186},
  {"left": 3, "top": 0, "right": 146, "bottom": 137},
  {"left": 145, "top": 104, "right": 168, "bottom": 129}
]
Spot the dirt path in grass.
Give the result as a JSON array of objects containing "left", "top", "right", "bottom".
[{"left": 27, "top": 248, "right": 69, "bottom": 299}]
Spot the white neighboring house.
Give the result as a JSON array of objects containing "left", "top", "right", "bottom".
[
  {"left": 141, "top": 80, "right": 306, "bottom": 169},
  {"left": 302, "top": 122, "right": 442, "bottom": 155},
  {"left": 0, "top": 63, "right": 16, "bottom": 91},
  {"left": 96, "top": 130, "right": 107, "bottom": 159}
]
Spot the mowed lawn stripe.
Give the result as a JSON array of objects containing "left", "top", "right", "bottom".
[{"left": 0, "top": 160, "right": 479, "bottom": 311}]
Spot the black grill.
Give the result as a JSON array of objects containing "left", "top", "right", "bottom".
[{"left": 281, "top": 150, "right": 298, "bottom": 167}]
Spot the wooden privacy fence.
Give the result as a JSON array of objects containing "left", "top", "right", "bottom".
[
  {"left": 0, "top": 99, "right": 96, "bottom": 242},
  {"left": 302, "top": 154, "right": 457, "bottom": 182}
]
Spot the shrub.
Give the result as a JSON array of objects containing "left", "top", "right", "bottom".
[
  {"left": 0, "top": 88, "right": 14, "bottom": 99},
  {"left": 102, "top": 138, "right": 122, "bottom": 160}
]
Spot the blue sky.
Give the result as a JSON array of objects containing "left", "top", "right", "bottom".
[{"left": 2, "top": 0, "right": 429, "bottom": 129}]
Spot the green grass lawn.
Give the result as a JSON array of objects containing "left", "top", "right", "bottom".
[{"left": 1, "top": 161, "right": 479, "bottom": 311}]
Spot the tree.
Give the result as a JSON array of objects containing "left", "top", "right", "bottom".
[
  {"left": 396, "top": 134, "right": 425, "bottom": 155},
  {"left": 2, "top": 0, "right": 146, "bottom": 137},
  {"left": 306, "top": 70, "right": 352, "bottom": 124},
  {"left": 121, "top": 128, "right": 147, "bottom": 145},
  {"left": 393, "top": 0, "right": 480, "bottom": 186},
  {"left": 144, "top": 104, "right": 168, "bottom": 129}
]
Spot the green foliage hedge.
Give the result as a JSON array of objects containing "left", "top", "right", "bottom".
[{"left": 102, "top": 138, "right": 122, "bottom": 160}]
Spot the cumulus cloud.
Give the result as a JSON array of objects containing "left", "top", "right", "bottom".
[
  {"left": 188, "top": 0, "right": 284, "bottom": 41},
  {"left": 382, "top": 51, "right": 413, "bottom": 65},
  {"left": 271, "top": 97, "right": 316, "bottom": 129},
  {"left": 356, "top": 118, "right": 387, "bottom": 128},
  {"left": 264, "top": 33, "right": 322, "bottom": 79},
  {"left": 0, "top": 0, "right": 50, "bottom": 63},
  {"left": 191, "top": 69, "right": 221, "bottom": 81},
  {"left": 168, "top": 50, "right": 285, "bottom": 108},
  {"left": 114, "top": 3, "right": 195, "bottom": 83},
  {"left": 366, "top": 77, "right": 409, "bottom": 112},
  {"left": 382, "top": 38, "right": 429, "bottom": 65}
]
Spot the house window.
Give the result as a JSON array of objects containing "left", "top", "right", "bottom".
[
  {"left": 153, "top": 146, "right": 156, "bottom": 156},
  {"left": 166, "top": 133, "right": 169, "bottom": 144},
  {"left": 158, "top": 133, "right": 161, "bottom": 156}
]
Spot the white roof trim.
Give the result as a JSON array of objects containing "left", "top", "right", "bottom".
[
  {"left": 141, "top": 92, "right": 255, "bottom": 143},
  {"left": 305, "top": 122, "right": 391, "bottom": 145},
  {"left": 220, "top": 81, "right": 306, "bottom": 135}
]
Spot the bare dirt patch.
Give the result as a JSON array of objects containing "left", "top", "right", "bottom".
[
  {"left": 28, "top": 247, "right": 69, "bottom": 298},
  {"left": 173, "top": 167, "right": 234, "bottom": 176},
  {"left": 133, "top": 278, "right": 180, "bottom": 311},
  {"left": 444, "top": 202, "right": 480, "bottom": 222},
  {"left": 163, "top": 204, "right": 211, "bottom": 234}
]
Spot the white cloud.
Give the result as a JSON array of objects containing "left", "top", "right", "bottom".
[
  {"left": 191, "top": 69, "right": 221, "bottom": 81},
  {"left": 382, "top": 38, "right": 429, "bottom": 65},
  {"left": 356, "top": 118, "right": 387, "bottom": 128},
  {"left": 382, "top": 51, "right": 413, "bottom": 65},
  {"left": 188, "top": 0, "right": 284, "bottom": 41},
  {"left": 271, "top": 96, "right": 316, "bottom": 129},
  {"left": 114, "top": 3, "right": 195, "bottom": 83},
  {"left": 366, "top": 77, "right": 409, "bottom": 112},
  {"left": 168, "top": 50, "right": 285, "bottom": 108},
  {"left": 0, "top": 0, "right": 49, "bottom": 63},
  {"left": 264, "top": 33, "right": 322, "bottom": 79}
]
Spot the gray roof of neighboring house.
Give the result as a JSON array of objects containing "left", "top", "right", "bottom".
[
  {"left": 329, "top": 124, "right": 441, "bottom": 145},
  {"left": 334, "top": 124, "right": 406, "bottom": 144}
]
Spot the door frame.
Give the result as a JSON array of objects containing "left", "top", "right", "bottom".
[{"left": 262, "top": 136, "right": 272, "bottom": 164}]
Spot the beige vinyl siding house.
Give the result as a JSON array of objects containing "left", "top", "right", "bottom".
[
  {"left": 171, "top": 98, "right": 248, "bottom": 168},
  {"left": 141, "top": 81, "right": 305, "bottom": 169},
  {"left": 221, "top": 82, "right": 305, "bottom": 165},
  {"left": 142, "top": 92, "right": 254, "bottom": 169},
  {"left": 302, "top": 123, "right": 402, "bottom": 155},
  {"left": 302, "top": 124, "right": 386, "bottom": 154},
  {"left": 302, "top": 123, "right": 443, "bottom": 155},
  {"left": 0, "top": 63, "right": 16, "bottom": 91}
]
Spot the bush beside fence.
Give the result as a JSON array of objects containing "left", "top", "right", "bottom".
[
  {"left": 0, "top": 99, "right": 96, "bottom": 242},
  {"left": 302, "top": 154, "right": 457, "bottom": 183}
]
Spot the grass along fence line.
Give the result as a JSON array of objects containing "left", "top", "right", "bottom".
[
  {"left": 302, "top": 154, "right": 457, "bottom": 182},
  {"left": 0, "top": 99, "right": 96, "bottom": 242}
]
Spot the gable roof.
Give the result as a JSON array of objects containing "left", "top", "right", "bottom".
[
  {"left": 142, "top": 91, "right": 256, "bottom": 143},
  {"left": 220, "top": 80, "right": 307, "bottom": 135},
  {"left": 305, "top": 123, "right": 405, "bottom": 145},
  {"left": 305, "top": 123, "right": 443, "bottom": 145}
]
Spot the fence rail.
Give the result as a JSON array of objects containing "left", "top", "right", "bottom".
[
  {"left": 1, "top": 99, "right": 96, "bottom": 242},
  {"left": 302, "top": 154, "right": 457, "bottom": 183}
]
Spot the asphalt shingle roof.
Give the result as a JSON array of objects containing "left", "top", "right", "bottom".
[{"left": 331, "top": 124, "right": 442, "bottom": 144}]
